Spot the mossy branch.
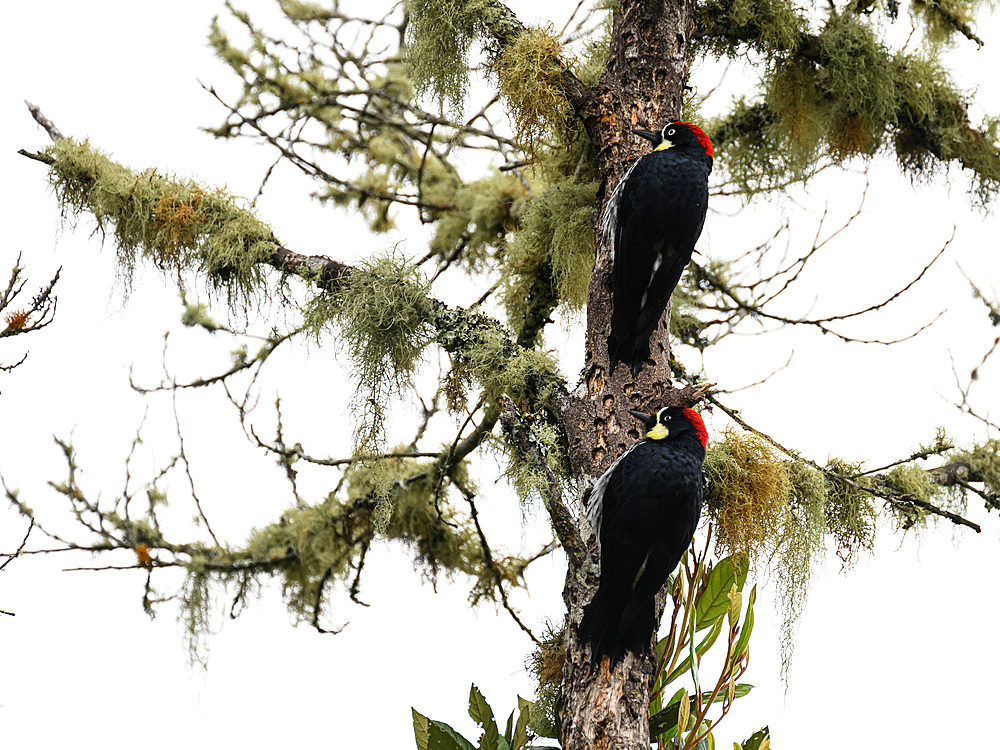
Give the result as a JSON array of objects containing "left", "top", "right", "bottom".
[
  {"left": 698, "top": 11, "right": 1000, "bottom": 200},
  {"left": 706, "top": 393, "right": 983, "bottom": 532}
]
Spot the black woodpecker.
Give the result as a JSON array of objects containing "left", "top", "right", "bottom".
[
  {"left": 603, "top": 122, "right": 713, "bottom": 376},
  {"left": 579, "top": 406, "right": 708, "bottom": 666}
]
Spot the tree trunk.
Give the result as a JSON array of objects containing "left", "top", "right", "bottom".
[{"left": 560, "top": 1, "right": 696, "bottom": 747}]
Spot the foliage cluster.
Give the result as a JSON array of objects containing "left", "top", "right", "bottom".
[
  {"left": 491, "top": 26, "right": 575, "bottom": 155},
  {"left": 501, "top": 179, "right": 597, "bottom": 324},
  {"left": 701, "top": 6, "right": 1000, "bottom": 201},
  {"left": 46, "top": 139, "right": 273, "bottom": 307},
  {"left": 513, "top": 549, "right": 767, "bottom": 748},
  {"left": 304, "top": 254, "right": 435, "bottom": 449}
]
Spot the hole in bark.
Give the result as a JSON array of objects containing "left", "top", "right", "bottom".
[
  {"left": 587, "top": 366, "right": 605, "bottom": 396},
  {"left": 602, "top": 395, "right": 614, "bottom": 410},
  {"left": 623, "top": 383, "right": 634, "bottom": 396},
  {"left": 592, "top": 447, "right": 606, "bottom": 463},
  {"left": 628, "top": 428, "right": 641, "bottom": 440}
]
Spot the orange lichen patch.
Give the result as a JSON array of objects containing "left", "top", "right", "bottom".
[
  {"left": 3, "top": 309, "right": 30, "bottom": 331},
  {"left": 829, "top": 116, "right": 873, "bottom": 158},
  {"left": 150, "top": 188, "right": 209, "bottom": 267},
  {"left": 135, "top": 544, "right": 152, "bottom": 565}
]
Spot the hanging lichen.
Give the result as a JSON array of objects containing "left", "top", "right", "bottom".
[
  {"left": 45, "top": 138, "right": 273, "bottom": 309},
  {"left": 823, "top": 458, "right": 877, "bottom": 566},
  {"left": 770, "top": 460, "right": 827, "bottom": 683},
  {"left": 501, "top": 179, "right": 598, "bottom": 325},
  {"left": 491, "top": 25, "right": 575, "bottom": 156},
  {"left": 430, "top": 173, "right": 529, "bottom": 272},
  {"left": 404, "top": 0, "right": 492, "bottom": 115},
  {"left": 702, "top": 427, "right": 792, "bottom": 559},
  {"left": 948, "top": 439, "right": 1000, "bottom": 499},
  {"left": 241, "top": 454, "right": 487, "bottom": 625},
  {"left": 303, "top": 253, "right": 435, "bottom": 450}
]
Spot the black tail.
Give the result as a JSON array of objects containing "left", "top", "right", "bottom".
[
  {"left": 614, "top": 595, "right": 657, "bottom": 660},
  {"left": 607, "top": 331, "right": 623, "bottom": 376},
  {"left": 579, "top": 588, "right": 656, "bottom": 666},
  {"left": 607, "top": 332, "right": 650, "bottom": 378}
]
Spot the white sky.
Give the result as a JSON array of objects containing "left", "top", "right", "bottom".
[{"left": 2, "top": 1, "right": 999, "bottom": 748}]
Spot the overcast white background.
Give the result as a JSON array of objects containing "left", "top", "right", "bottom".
[{"left": 2, "top": 1, "right": 999, "bottom": 748}]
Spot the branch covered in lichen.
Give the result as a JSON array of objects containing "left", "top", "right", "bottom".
[{"left": 696, "top": 6, "right": 1000, "bottom": 201}]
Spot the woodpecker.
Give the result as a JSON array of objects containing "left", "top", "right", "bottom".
[
  {"left": 579, "top": 406, "right": 708, "bottom": 666},
  {"left": 603, "top": 122, "right": 713, "bottom": 377}
]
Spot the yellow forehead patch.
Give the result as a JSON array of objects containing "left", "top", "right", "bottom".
[
  {"left": 653, "top": 140, "right": 674, "bottom": 152},
  {"left": 646, "top": 422, "right": 670, "bottom": 440}
]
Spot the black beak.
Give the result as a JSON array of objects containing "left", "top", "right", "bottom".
[
  {"left": 628, "top": 409, "right": 657, "bottom": 427},
  {"left": 631, "top": 128, "right": 660, "bottom": 144}
]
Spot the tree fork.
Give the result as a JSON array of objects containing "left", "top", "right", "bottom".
[{"left": 560, "top": 1, "right": 699, "bottom": 748}]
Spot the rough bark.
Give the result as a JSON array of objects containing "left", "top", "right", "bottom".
[{"left": 559, "top": 1, "right": 699, "bottom": 748}]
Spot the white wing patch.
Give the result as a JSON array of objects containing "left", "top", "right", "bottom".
[
  {"left": 639, "top": 252, "right": 663, "bottom": 311},
  {"left": 586, "top": 441, "right": 641, "bottom": 550},
  {"left": 600, "top": 159, "right": 642, "bottom": 258}
]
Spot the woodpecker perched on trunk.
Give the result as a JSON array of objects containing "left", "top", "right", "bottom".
[
  {"left": 603, "top": 122, "right": 713, "bottom": 376},
  {"left": 579, "top": 406, "right": 708, "bottom": 666}
]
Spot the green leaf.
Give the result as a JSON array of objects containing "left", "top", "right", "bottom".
[
  {"left": 469, "top": 684, "right": 493, "bottom": 726},
  {"left": 468, "top": 684, "right": 502, "bottom": 750},
  {"left": 730, "top": 585, "right": 757, "bottom": 667},
  {"left": 742, "top": 727, "right": 770, "bottom": 750},
  {"left": 511, "top": 697, "right": 532, "bottom": 750},
  {"left": 649, "top": 685, "right": 755, "bottom": 737},
  {"left": 504, "top": 710, "right": 514, "bottom": 744},
  {"left": 695, "top": 554, "right": 749, "bottom": 631},
  {"left": 413, "top": 708, "right": 430, "bottom": 750},
  {"left": 429, "top": 720, "right": 478, "bottom": 750},
  {"left": 664, "top": 616, "right": 725, "bottom": 685}
]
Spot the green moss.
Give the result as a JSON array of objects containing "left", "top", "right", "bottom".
[
  {"left": 304, "top": 254, "right": 435, "bottom": 449},
  {"left": 910, "top": 0, "right": 982, "bottom": 46},
  {"left": 431, "top": 173, "right": 528, "bottom": 272},
  {"left": 708, "top": 13, "right": 1000, "bottom": 201},
  {"left": 525, "top": 622, "right": 564, "bottom": 740},
  {"left": 242, "top": 454, "right": 488, "bottom": 624},
  {"left": 45, "top": 139, "right": 273, "bottom": 309},
  {"left": 180, "top": 297, "right": 222, "bottom": 332},
  {"left": 702, "top": 427, "right": 792, "bottom": 559},
  {"left": 404, "top": 0, "right": 492, "bottom": 115},
  {"left": 501, "top": 179, "right": 597, "bottom": 324},
  {"left": 492, "top": 25, "right": 575, "bottom": 155},
  {"left": 278, "top": 0, "right": 336, "bottom": 22},
  {"left": 772, "top": 461, "right": 827, "bottom": 681},
  {"left": 180, "top": 569, "right": 213, "bottom": 668},
  {"left": 695, "top": 0, "right": 804, "bottom": 58},
  {"left": 950, "top": 439, "right": 1000, "bottom": 496},
  {"left": 824, "top": 459, "right": 877, "bottom": 565}
]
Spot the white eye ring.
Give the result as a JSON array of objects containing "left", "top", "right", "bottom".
[{"left": 667, "top": 128, "right": 676, "bottom": 136}]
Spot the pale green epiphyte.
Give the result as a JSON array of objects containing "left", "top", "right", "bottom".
[
  {"left": 773, "top": 460, "right": 828, "bottom": 681},
  {"left": 501, "top": 179, "right": 597, "bottom": 325},
  {"left": 404, "top": 0, "right": 493, "bottom": 116},
  {"left": 491, "top": 25, "right": 575, "bottom": 155},
  {"left": 702, "top": 427, "right": 793, "bottom": 559},
  {"left": 823, "top": 458, "right": 877, "bottom": 565},
  {"left": 948, "top": 439, "right": 1000, "bottom": 500},
  {"left": 303, "top": 253, "right": 435, "bottom": 450},
  {"left": 45, "top": 139, "right": 273, "bottom": 311},
  {"left": 431, "top": 173, "right": 529, "bottom": 272}
]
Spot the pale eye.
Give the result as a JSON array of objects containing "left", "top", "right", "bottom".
[{"left": 667, "top": 128, "right": 676, "bottom": 136}]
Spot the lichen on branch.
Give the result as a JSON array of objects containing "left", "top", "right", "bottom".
[{"left": 45, "top": 138, "right": 273, "bottom": 307}]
